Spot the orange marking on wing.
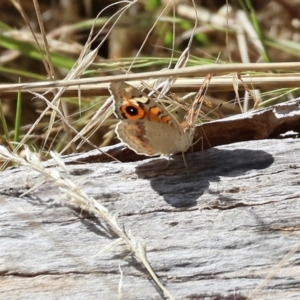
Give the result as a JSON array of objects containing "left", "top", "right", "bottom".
[
  {"left": 161, "top": 115, "right": 172, "bottom": 124},
  {"left": 120, "top": 101, "right": 145, "bottom": 120},
  {"left": 147, "top": 106, "right": 161, "bottom": 122}
]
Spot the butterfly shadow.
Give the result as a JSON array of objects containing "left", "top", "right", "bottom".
[{"left": 135, "top": 147, "right": 274, "bottom": 208}]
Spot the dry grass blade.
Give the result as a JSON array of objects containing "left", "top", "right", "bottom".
[
  {"left": 11, "top": 0, "right": 55, "bottom": 78},
  {"left": 0, "top": 145, "right": 175, "bottom": 299},
  {"left": 248, "top": 239, "right": 300, "bottom": 299},
  {"left": 1, "top": 62, "right": 300, "bottom": 93},
  {"left": 182, "top": 73, "right": 212, "bottom": 129}
]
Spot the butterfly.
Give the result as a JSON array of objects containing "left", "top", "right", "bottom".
[{"left": 109, "top": 74, "right": 212, "bottom": 157}]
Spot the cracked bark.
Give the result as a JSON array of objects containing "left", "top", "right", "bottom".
[{"left": 1, "top": 137, "right": 300, "bottom": 299}]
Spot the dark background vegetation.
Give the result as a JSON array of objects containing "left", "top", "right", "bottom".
[{"left": 1, "top": 0, "right": 300, "bottom": 160}]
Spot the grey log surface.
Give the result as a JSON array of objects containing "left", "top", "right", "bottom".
[{"left": 1, "top": 138, "right": 300, "bottom": 299}]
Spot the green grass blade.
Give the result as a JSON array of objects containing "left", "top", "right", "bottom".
[
  {"left": 0, "top": 97, "right": 10, "bottom": 140},
  {"left": 0, "top": 34, "right": 76, "bottom": 70},
  {"left": 240, "top": 0, "right": 270, "bottom": 62},
  {"left": 14, "top": 80, "right": 22, "bottom": 148}
]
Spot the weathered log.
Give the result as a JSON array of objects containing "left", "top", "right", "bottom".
[{"left": 1, "top": 138, "right": 300, "bottom": 299}]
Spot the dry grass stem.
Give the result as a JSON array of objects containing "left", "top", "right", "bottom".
[
  {"left": 1, "top": 62, "right": 300, "bottom": 93},
  {"left": 0, "top": 145, "right": 174, "bottom": 299}
]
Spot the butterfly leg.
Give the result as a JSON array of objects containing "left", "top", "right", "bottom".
[
  {"left": 192, "top": 135, "right": 204, "bottom": 151},
  {"left": 182, "top": 152, "right": 190, "bottom": 175}
]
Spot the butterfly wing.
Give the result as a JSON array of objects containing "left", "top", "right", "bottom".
[
  {"left": 116, "top": 119, "right": 188, "bottom": 156},
  {"left": 109, "top": 81, "right": 190, "bottom": 155},
  {"left": 109, "top": 76, "right": 212, "bottom": 155},
  {"left": 109, "top": 81, "right": 182, "bottom": 130}
]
